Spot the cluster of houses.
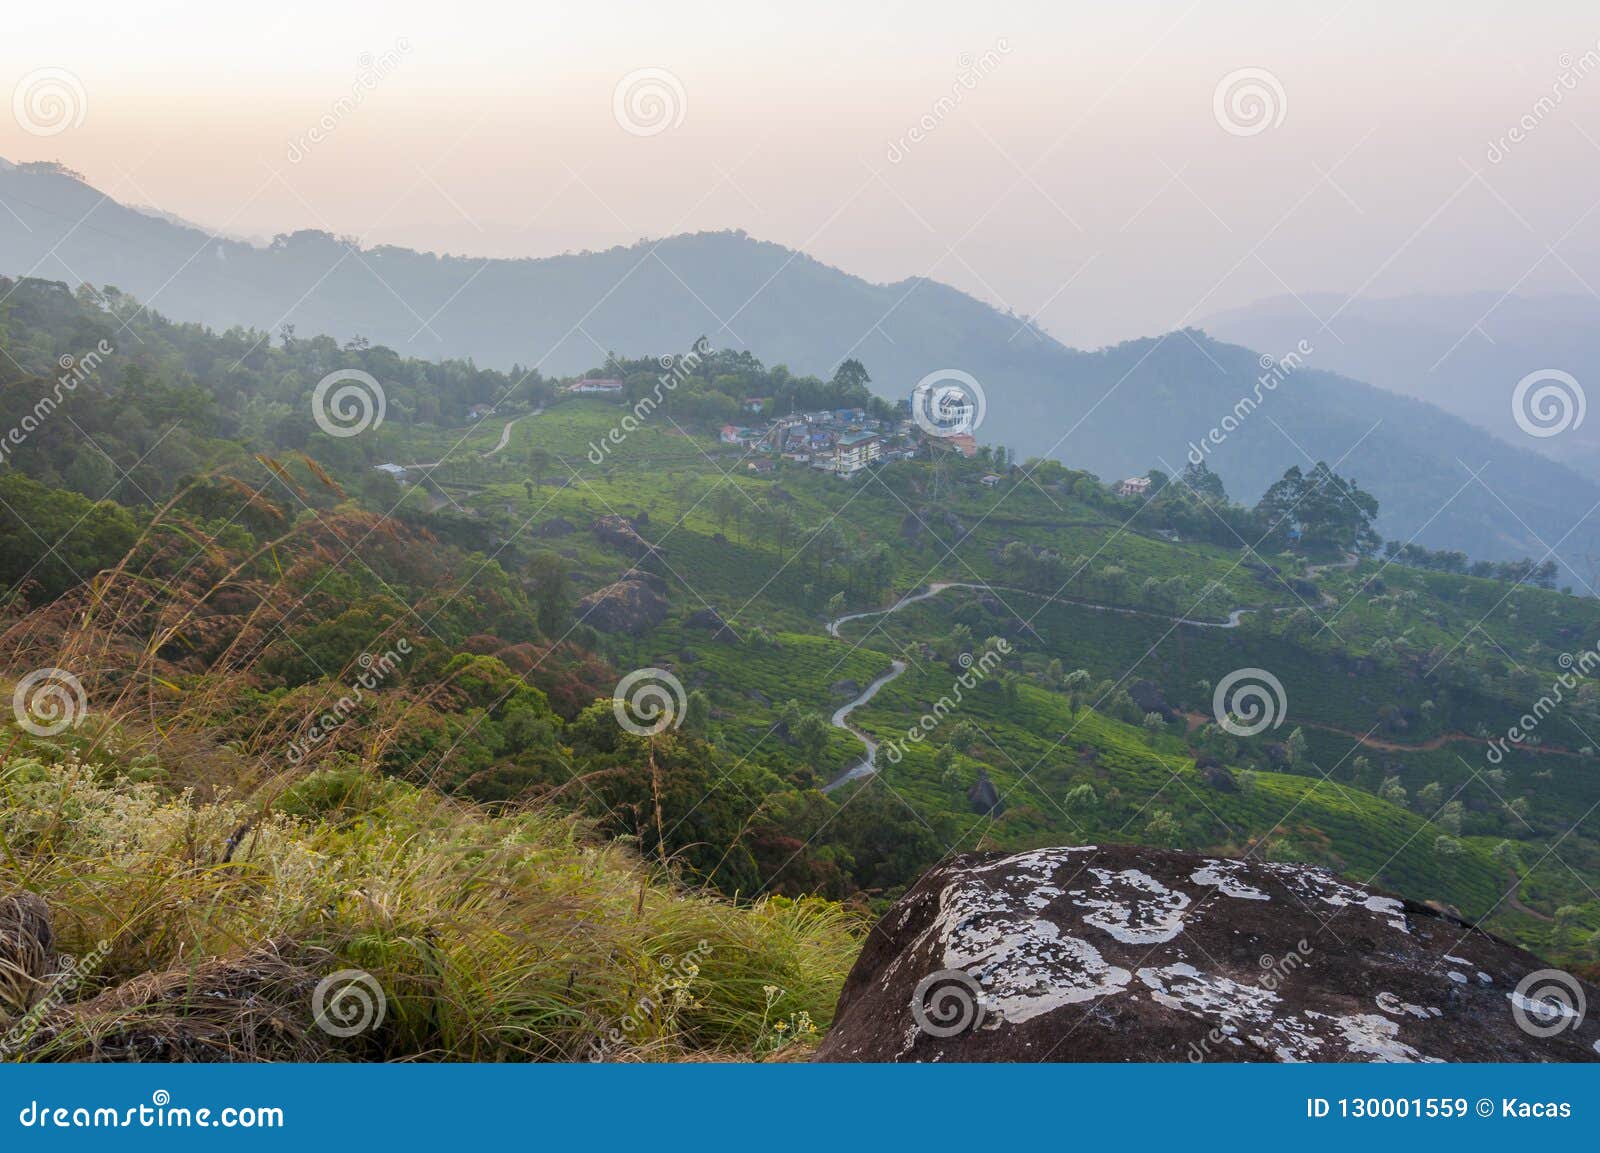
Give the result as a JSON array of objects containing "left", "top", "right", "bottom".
[{"left": 718, "top": 408, "right": 927, "bottom": 477}]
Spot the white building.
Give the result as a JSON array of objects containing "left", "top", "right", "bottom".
[{"left": 814, "top": 432, "right": 882, "bottom": 476}]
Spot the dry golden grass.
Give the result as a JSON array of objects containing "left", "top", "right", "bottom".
[{"left": 0, "top": 480, "right": 860, "bottom": 1062}]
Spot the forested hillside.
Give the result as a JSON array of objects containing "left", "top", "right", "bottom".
[{"left": 5, "top": 161, "right": 1600, "bottom": 579}]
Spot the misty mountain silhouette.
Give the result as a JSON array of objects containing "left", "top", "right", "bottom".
[{"left": 3, "top": 158, "right": 1598, "bottom": 579}]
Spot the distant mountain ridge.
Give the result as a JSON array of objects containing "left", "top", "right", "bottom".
[
  {"left": 1203, "top": 291, "right": 1600, "bottom": 481},
  {"left": 4, "top": 159, "right": 1600, "bottom": 581}
]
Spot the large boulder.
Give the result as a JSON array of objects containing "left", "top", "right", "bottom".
[
  {"left": 814, "top": 844, "right": 1600, "bottom": 1063},
  {"left": 575, "top": 577, "right": 668, "bottom": 635},
  {"left": 966, "top": 768, "right": 1002, "bottom": 816},
  {"left": 591, "top": 515, "right": 662, "bottom": 559}
]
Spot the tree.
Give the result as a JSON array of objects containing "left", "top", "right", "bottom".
[
  {"left": 682, "top": 690, "right": 712, "bottom": 736},
  {"left": 1255, "top": 462, "right": 1381, "bottom": 554},
  {"left": 831, "top": 358, "right": 871, "bottom": 393},
  {"left": 1378, "top": 776, "right": 1408, "bottom": 807},
  {"left": 793, "top": 713, "right": 828, "bottom": 763},
  {"left": 1143, "top": 810, "right": 1181, "bottom": 846},
  {"left": 710, "top": 485, "right": 740, "bottom": 537},
  {"left": 527, "top": 447, "right": 552, "bottom": 488},
  {"left": 1181, "top": 459, "right": 1227, "bottom": 504},
  {"left": 526, "top": 552, "right": 570, "bottom": 636},
  {"left": 1099, "top": 565, "right": 1128, "bottom": 605},
  {"left": 1064, "top": 783, "right": 1098, "bottom": 810}
]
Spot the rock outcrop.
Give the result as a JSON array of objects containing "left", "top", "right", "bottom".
[
  {"left": 591, "top": 515, "right": 662, "bottom": 558},
  {"left": 966, "top": 768, "right": 1003, "bottom": 816},
  {"left": 814, "top": 844, "right": 1600, "bottom": 1063},
  {"left": 575, "top": 576, "right": 668, "bottom": 635}
]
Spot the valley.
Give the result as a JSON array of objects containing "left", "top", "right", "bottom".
[{"left": 1, "top": 275, "right": 1597, "bottom": 1061}]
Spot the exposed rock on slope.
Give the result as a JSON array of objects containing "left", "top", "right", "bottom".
[
  {"left": 575, "top": 576, "right": 668, "bottom": 635},
  {"left": 815, "top": 845, "right": 1600, "bottom": 1063},
  {"left": 592, "top": 515, "right": 662, "bottom": 559}
]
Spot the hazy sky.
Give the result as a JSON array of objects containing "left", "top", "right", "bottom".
[{"left": 5, "top": 0, "right": 1600, "bottom": 347}]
